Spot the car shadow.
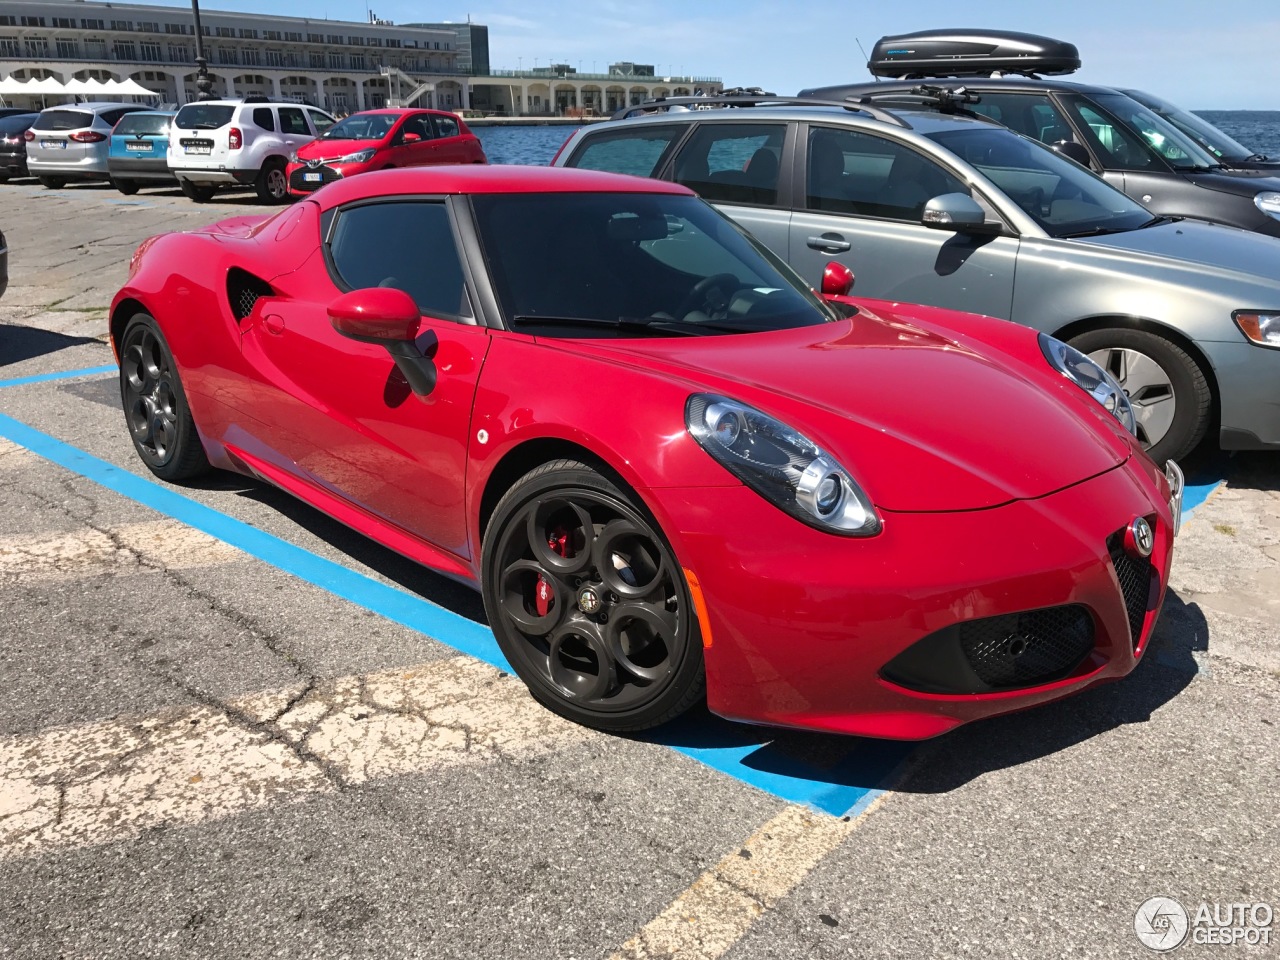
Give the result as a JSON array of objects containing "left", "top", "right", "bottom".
[{"left": 0, "top": 325, "right": 100, "bottom": 367}]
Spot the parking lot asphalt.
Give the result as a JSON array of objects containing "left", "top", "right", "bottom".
[{"left": 0, "top": 179, "right": 1277, "bottom": 959}]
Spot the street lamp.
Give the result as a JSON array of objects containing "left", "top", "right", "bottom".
[{"left": 190, "top": 0, "right": 213, "bottom": 100}]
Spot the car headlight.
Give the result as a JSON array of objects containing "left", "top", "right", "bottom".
[
  {"left": 1254, "top": 191, "right": 1280, "bottom": 222},
  {"left": 685, "top": 394, "right": 881, "bottom": 536},
  {"left": 338, "top": 148, "right": 376, "bottom": 163},
  {"left": 1038, "top": 333, "right": 1137, "bottom": 436},
  {"left": 1233, "top": 310, "right": 1280, "bottom": 348}
]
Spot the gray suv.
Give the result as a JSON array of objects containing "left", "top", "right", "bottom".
[
  {"left": 25, "top": 102, "right": 148, "bottom": 188},
  {"left": 553, "top": 99, "right": 1280, "bottom": 464}
]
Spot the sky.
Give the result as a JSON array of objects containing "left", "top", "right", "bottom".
[{"left": 117, "top": 0, "right": 1280, "bottom": 110}]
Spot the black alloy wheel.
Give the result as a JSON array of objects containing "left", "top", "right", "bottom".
[
  {"left": 482, "top": 460, "right": 705, "bottom": 731},
  {"left": 118, "top": 314, "right": 210, "bottom": 481}
]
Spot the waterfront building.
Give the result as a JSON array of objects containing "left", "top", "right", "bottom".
[{"left": 0, "top": 0, "right": 721, "bottom": 114}]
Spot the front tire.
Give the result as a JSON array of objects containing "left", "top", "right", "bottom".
[
  {"left": 1070, "top": 327, "right": 1211, "bottom": 465},
  {"left": 118, "top": 314, "right": 210, "bottom": 481},
  {"left": 255, "top": 159, "right": 289, "bottom": 204},
  {"left": 482, "top": 459, "right": 705, "bottom": 732},
  {"left": 179, "top": 180, "right": 215, "bottom": 202}
]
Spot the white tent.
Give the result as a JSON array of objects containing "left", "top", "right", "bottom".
[{"left": 0, "top": 75, "right": 161, "bottom": 98}]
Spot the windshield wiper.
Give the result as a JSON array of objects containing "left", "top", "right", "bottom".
[
  {"left": 1172, "top": 163, "right": 1226, "bottom": 172},
  {"left": 1246, "top": 153, "right": 1272, "bottom": 162},
  {"left": 1058, "top": 225, "right": 1129, "bottom": 239},
  {"left": 1139, "top": 215, "right": 1181, "bottom": 229},
  {"left": 510, "top": 315, "right": 703, "bottom": 337}
]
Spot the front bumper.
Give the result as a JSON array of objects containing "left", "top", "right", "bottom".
[
  {"left": 1202, "top": 339, "right": 1280, "bottom": 450},
  {"left": 657, "top": 455, "right": 1177, "bottom": 739}
]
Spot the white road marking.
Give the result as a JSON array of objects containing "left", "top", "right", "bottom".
[
  {"left": 0, "top": 519, "right": 244, "bottom": 580},
  {"left": 608, "top": 796, "right": 889, "bottom": 960},
  {"left": 0, "top": 658, "right": 588, "bottom": 860}
]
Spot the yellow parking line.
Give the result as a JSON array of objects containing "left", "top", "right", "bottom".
[
  {"left": 608, "top": 795, "right": 889, "bottom": 960},
  {"left": 0, "top": 658, "right": 589, "bottom": 861}
]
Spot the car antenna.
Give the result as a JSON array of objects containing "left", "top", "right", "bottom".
[{"left": 856, "top": 38, "right": 879, "bottom": 81}]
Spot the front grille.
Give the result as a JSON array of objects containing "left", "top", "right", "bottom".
[
  {"left": 289, "top": 164, "right": 342, "bottom": 193},
  {"left": 1107, "top": 528, "right": 1153, "bottom": 647},
  {"left": 957, "top": 605, "right": 1095, "bottom": 688}
]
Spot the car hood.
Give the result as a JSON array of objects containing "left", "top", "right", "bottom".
[
  {"left": 297, "top": 137, "right": 383, "bottom": 161},
  {"left": 1074, "top": 218, "right": 1280, "bottom": 278},
  {"left": 579, "top": 304, "right": 1131, "bottom": 512}
]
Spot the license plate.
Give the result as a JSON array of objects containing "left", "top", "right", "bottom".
[
  {"left": 126, "top": 142, "right": 150, "bottom": 152},
  {"left": 42, "top": 140, "right": 66, "bottom": 149},
  {"left": 184, "top": 145, "right": 211, "bottom": 155},
  {"left": 303, "top": 172, "right": 322, "bottom": 182}
]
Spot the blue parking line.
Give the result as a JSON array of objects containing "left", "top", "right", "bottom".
[
  {"left": 0, "top": 408, "right": 896, "bottom": 817},
  {"left": 0, "top": 365, "right": 117, "bottom": 389}
]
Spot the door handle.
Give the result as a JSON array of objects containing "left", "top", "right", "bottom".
[{"left": 807, "top": 234, "right": 851, "bottom": 253}]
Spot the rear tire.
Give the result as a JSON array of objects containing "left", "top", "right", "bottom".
[
  {"left": 119, "top": 314, "right": 210, "bottom": 482},
  {"left": 255, "top": 159, "right": 289, "bottom": 204},
  {"left": 179, "top": 180, "right": 215, "bottom": 202},
  {"left": 112, "top": 178, "right": 139, "bottom": 195},
  {"left": 1069, "top": 327, "right": 1211, "bottom": 466},
  {"left": 38, "top": 176, "right": 66, "bottom": 189}
]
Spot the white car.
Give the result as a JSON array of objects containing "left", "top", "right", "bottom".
[{"left": 167, "top": 97, "right": 335, "bottom": 204}]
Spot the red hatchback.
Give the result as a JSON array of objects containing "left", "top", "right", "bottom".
[{"left": 286, "top": 108, "right": 485, "bottom": 195}]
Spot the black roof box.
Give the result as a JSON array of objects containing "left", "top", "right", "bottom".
[{"left": 868, "top": 29, "right": 1080, "bottom": 79}]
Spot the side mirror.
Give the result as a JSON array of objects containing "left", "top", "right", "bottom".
[
  {"left": 821, "top": 260, "right": 855, "bottom": 297},
  {"left": 1051, "top": 140, "right": 1092, "bottom": 169},
  {"left": 402, "top": 131, "right": 422, "bottom": 144},
  {"left": 329, "top": 287, "right": 437, "bottom": 396},
  {"left": 922, "top": 193, "right": 999, "bottom": 234}
]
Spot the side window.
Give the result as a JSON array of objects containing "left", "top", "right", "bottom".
[
  {"left": 402, "top": 114, "right": 432, "bottom": 140},
  {"left": 806, "top": 127, "right": 968, "bottom": 221},
  {"left": 278, "top": 107, "right": 309, "bottom": 136},
  {"left": 565, "top": 124, "right": 684, "bottom": 177},
  {"left": 252, "top": 107, "right": 275, "bottom": 132},
  {"left": 673, "top": 123, "right": 784, "bottom": 206},
  {"left": 328, "top": 202, "right": 469, "bottom": 320},
  {"left": 100, "top": 108, "right": 132, "bottom": 126},
  {"left": 1065, "top": 101, "right": 1157, "bottom": 170},
  {"left": 431, "top": 114, "right": 460, "bottom": 139},
  {"left": 965, "top": 93, "right": 1077, "bottom": 145},
  {"left": 308, "top": 110, "right": 334, "bottom": 135}
]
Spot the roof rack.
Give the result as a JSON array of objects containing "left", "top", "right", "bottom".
[
  {"left": 609, "top": 95, "right": 910, "bottom": 128},
  {"left": 846, "top": 85, "right": 1001, "bottom": 125}
]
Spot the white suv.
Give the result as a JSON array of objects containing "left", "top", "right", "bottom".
[{"left": 167, "top": 98, "right": 335, "bottom": 204}]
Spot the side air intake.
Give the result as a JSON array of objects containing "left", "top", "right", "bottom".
[{"left": 226, "top": 267, "right": 275, "bottom": 321}]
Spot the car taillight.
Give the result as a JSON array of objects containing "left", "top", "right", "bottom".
[
  {"left": 23, "top": 130, "right": 34, "bottom": 142},
  {"left": 69, "top": 130, "right": 108, "bottom": 143},
  {"left": 228, "top": 127, "right": 242, "bottom": 150}
]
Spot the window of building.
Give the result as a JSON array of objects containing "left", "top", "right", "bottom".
[
  {"left": 165, "top": 23, "right": 190, "bottom": 35},
  {"left": 328, "top": 53, "right": 343, "bottom": 69},
  {"left": 110, "top": 20, "right": 132, "bottom": 31},
  {"left": 350, "top": 54, "right": 366, "bottom": 70},
  {"left": 307, "top": 33, "right": 323, "bottom": 43},
  {"left": 25, "top": 38, "right": 50, "bottom": 57},
  {"left": 328, "top": 35, "right": 343, "bottom": 45},
  {"left": 82, "top": 18, "right": 105, "bottom": 30},
  {"left": 266, "top": 50, "right": 283, "bottom": 66},
  {"left": 0, "top": 37, "right": 19, "bottom": 58},
  {"left": 137, "top": 22, "right": 159, "bottom": 33},
  {"left": 0, "top": 16, "right": 15, "bottom": 27},
  {"left": 217, "top": 27, "right": 234, "bottom": 38},
  {"left": 85, "top": 39, "right": 107, "bottom": 58},
  {"left": 113, "top": 41, "right": 137, "bottom": 60},
  {"left": 55, "top": 39, "right": 79, "bottom": 58},
  {"left": 140, "top": 42, "right": 162, "bottom": 61},
  {"left": 265, "top": 30, "right": 281, "bottom": 40},
  {"left": 216, "top": 49, "right": 239, "bottom": 65},
  {"left": 239, "top": 28, "right": 258, "bottom": 39},
  {"left": 168, "top": 44, "right": 189, "bottom": 63},
  {"left": 52, "top": 17, "right": 75, "bottom": 29},
  {"left": 243, "top": 49, "right": 260, "bottom": 66},
  {"left": 387, "top": 39, "right": 401, "bottom": 48},
  {"left": 286, "top": 32, "right": 302, "bottom": 42},
  {"left": 21, "top": 16, "right": 47, "bottom": 28},
  {"left": 309, "top": 52, "right": 324, "bottom": 68}
]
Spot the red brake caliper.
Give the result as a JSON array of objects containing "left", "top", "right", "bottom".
[{"left": 535, "top": 526, "right": 573, "bottom": 617}]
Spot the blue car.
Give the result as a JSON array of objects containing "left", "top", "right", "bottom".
[{"left": 107, "top": 110, "right": 176, "bottom": 195}]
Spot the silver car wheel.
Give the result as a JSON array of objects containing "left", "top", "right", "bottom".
[
  {"left": 1088, "top": 346, "right": 1176, "bottom": 449},
  {"left": 266, "top": 167, "right": 287, "bottom": 198}
]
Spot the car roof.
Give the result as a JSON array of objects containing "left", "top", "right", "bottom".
[
  {"left": 41, "top": 101, "right": 144, "bottom": 113},
  {"left": 350, "top": 108, "right": 450, "bottom": 116},
  {"left": 311, "top": 164, "right": 697, "bottom": 210},
  {"left": 116, "top": 109, "right": 175, "bottom": 117},
  {"left": 591, "top": 103, "right": 994, "bottom": 136}
]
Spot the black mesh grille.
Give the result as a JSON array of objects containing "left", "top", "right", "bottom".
[
  {"left": 226, "top": 268, "right": 274, "bottom": 321},
  {"left": 1108, "top": 528, "right": 1153, "bottom": 648},
  {"left": 957, "top": 605, "right": 1095, "bottom": 689},
  {"left": 289, "top": 164, "right": 342, "bottom": 193}
]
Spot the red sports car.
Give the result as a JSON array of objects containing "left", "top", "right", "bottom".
[
  {"left": 110, "top": 166, "right": 1183, "bottom": 739},
  {"left": 286, "top": 108, "right": 485, "bottom": 196}
]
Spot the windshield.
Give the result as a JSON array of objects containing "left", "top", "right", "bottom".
[
  {"left": 1081, "top": 93, "right": 1222, "bottom": 170},
  {"left": 472, "top": 192, "right": 834, "bottom": 338},
  {"left": 33, "top": 110, "right": 92, "bottom": 131},
  {"left": 1121, "top": 89, "right": 1258, "bottom": 162},
  {"left": 174, "top": 104, "right": 235, "bottom": 130},
  {"left": 113, "top": 113, "right": 172, "bottom": 136},
  {"left": 322, "top": 113, "right": 397, "bottom": 141},
  {"left": 928, "top": 127, "right": 1155, "bottom": 239}
]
